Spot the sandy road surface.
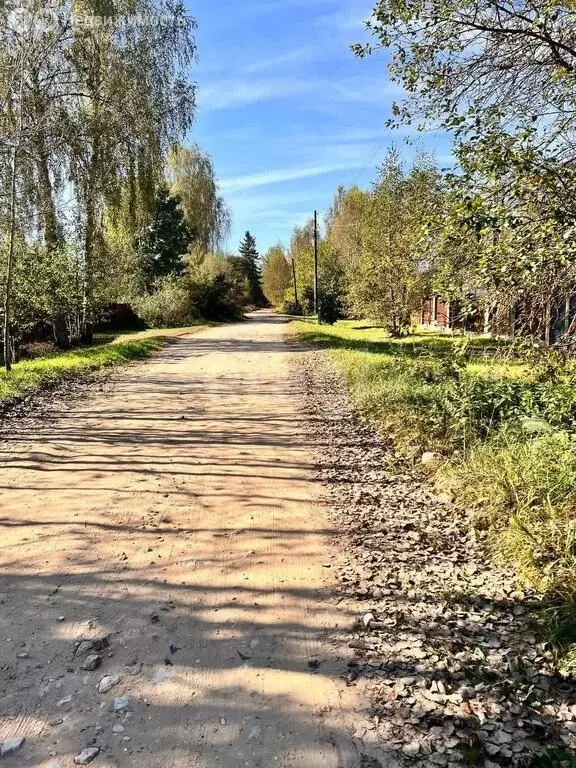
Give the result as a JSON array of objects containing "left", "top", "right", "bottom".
[{"left": 0, "top": 312, "right": 368, "bottom": 768}]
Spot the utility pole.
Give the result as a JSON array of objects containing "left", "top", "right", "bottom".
[
  {"left": 313, "top": 210, "right": 320, "bottom": 324},
  {"left": 291, "top": 256, "right": 299, "bottom": 310}
]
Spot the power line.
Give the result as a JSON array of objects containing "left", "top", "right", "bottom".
[{"left": 347, "top": 139, "right": 388, "bottom": 189}]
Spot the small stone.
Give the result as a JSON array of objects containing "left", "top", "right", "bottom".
[
  {"left": 16, "top": 651, "right": 29, "bottom": 659},
  {"left": 48, "top": 717, "right": 64, "bottom": 727},
  {"left": 421, "top": 451, "right": 441, "bottom": 468},
  {"left": 0, "top": 737, "right": 25, "bottom": 757},
  {"left": 98, "top": 675, "right": 120, "bottom": 694},
  {"left": 57, "top": 616, "right": 65, "bottom": 622},
  {"left": 152, "top": 667, "right": 170, "bottom": 683},
  {"left": 81, "top": 654, "right": 102, "bottom": 671},
  {"left": 74, "top": 747, "right": 99, "bottom": 764},
  {"left": 114, "top": 696, "right": 131, "bottom": 712},
  {"left": 402, "top": 741, "right": 420, "bottom": 757},
  {"left": 362, "top": 613, "right": 375, "bottom": 629},
  {"left": 75, "top": 641, "right": 94, "bottom": 657},
  {"left": 220, "top": 718, "right": 226, "bottom": 725},
  {"left": 429, "top": 754, "right": 448, "bottom": 766},
  {"left": 112, "top": 724, "right": 125, "bottom": 734},
  {"left": 56, "top": 696, "right": 72, "bottom": 707}
]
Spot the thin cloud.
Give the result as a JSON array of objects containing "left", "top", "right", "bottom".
[
  {"left": 243, "top": 46, "right": 317, "bottom": 74},
  {"left": 198, "top": 76, "right": 320, "bottom": 111},
  {"left": 221, "top": 163, "right": 363, "bottom": 192}
]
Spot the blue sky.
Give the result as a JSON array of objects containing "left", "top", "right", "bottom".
[{"left": 187, "top": 0, "right": 453, "bottom": 254}]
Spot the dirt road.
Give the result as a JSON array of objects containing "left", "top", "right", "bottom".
[{"left": 0, "top": 312, "right": 370, "bottom": 768}]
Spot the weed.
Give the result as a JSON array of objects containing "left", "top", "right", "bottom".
[{"left": 532, "top": 747, "right": 576, "bottom": 768}]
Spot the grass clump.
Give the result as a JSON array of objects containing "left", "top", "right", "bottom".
[
  {"left": 442, "top": 432, "right": 576, "bottom": 599},
  {"left": 0, "top": 325, "right": 208, "bottom": 403}
]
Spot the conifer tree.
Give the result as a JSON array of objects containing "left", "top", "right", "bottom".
[
  {"left": 136, "top": 185, "right": 192, "bottom": 290},
  {"left": 239, "top": 231, "right": 265, "bottom": 307}
]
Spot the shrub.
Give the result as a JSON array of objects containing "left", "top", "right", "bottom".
[
  {"left": 281, "top": 300, "right": 303, "bottom": 316},
  {"left": 188, "top": 253, "right": 249, "bottom": 320},
  {"left": 133, "top": 278, "right": 195, "bottom": 328},
  {"left": 319, "top": 290, "right": 343, "bottom": 325}
]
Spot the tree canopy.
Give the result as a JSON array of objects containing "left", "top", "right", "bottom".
[
  {"left": 239, "top": 232, "right": 266, "bottom": 307},
  {"left": 262, "top": 244, "right": 292, "bottom": 306}
]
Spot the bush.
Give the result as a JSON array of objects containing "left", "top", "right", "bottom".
[
  {"left": 319, "top": 290, "right": 343, "bottom": 325},
  {"left": 188, "top": 253, "right": 249, "bottom": 320},
  {"left": 133, "top": 278, "right": 195, "bottom": 328},
  {"left": 133, "top": 252, "right": 250, "bottom": 328},
  {"left": 294, "top": 321, "right": 576, "bottom": 603},
  {"left": 281, "top": 300, "right": 303, "bottom": 316}
]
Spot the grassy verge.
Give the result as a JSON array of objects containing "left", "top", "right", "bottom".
[
  {"left": 293, "top": 319, "right": 576, "bottom": 608},
  {"left": 0, "top": 324, "right": 210, "bottom": 404}
]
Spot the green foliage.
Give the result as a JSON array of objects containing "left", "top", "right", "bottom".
[
  {"left": 133, "top": 277, "right": 194, "bottom": 328},
  {"left": 188, "top": 252, "right": 250, "bottom": 320},
  {"left": 136, "top": 185, "right": 192, "bottom": 288},
  {"left": 167, "top": 145, "right": 231, "bottom": 251},
  {"left": 532, "top": 747, "right": 576, "bottom": 768},
  {"left": 281, "top": 300, "right": 303, "bottom": 316},
  {"left": 239, "top": 232, "right": 266, "bottom": 307},
  {"left": 133, "top": 251, "right": 249, "bottom": 328},
  {"left": 358, "top": 0, "right": 576, "bottom": 156},
  {"left": 318, "top": 290, "right": 343, "bottom": 325},
  {"left": 0, "top": 0, "right": 198, "bottom": 357},
  {"left": 262, "top": 244, "right": 292, "bottom": 306},
  {"left": 444, "top": 433, "right": 576, "bottom": 599},
  {"left": 0, "top": 240, "right": 83, "bottom": 351},
  {"left": 346, "top": 150, "right": 439, "bottom": 334}
]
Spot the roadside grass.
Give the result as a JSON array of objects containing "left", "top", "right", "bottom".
[
  {"left": 0, "top": 324, "right": 210, "bottom": 404},
  {"left": 293, "top": 318, "right": 576, "bottom": 617}
]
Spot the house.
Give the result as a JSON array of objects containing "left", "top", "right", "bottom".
[
  {"left": 416, "top": 295, "right": 484, "bottom": 333},
  {"left": 417, "top": 292, "right": 576, "bottom": 344}
]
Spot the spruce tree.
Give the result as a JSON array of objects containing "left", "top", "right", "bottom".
[
  {"left": 137, "top": 185, "right": 193, "bottom": 290},
  {"left": 239, "top": 231, "right": 266, "bottom": 306}
]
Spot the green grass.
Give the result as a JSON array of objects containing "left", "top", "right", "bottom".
[
  {"left": 293, "top": 319, "right": 529, "bottom": 454},
  {"left": 295, "top": 318, "right": 524, "bottom": 376},
  {"left": 0, "top": 325, "right": 209, "bottom": 403},
  {"left": 292, "top": 318, "right": 576, "bottom": 607}
]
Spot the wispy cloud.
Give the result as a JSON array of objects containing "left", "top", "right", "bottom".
[
  {"left": 199, "top": 73, "right": 401, "bottom": 113},
  {"left": 221, "top": 162, "right": 363, "bottom": 192},
  {"left": 243, "top": 46, "right": 317, "bottom": 74},
  {"left": 198, "top": 76, "right": 320, "bottom": 111},
  {"left": 315, "top": 9, "right": 366, "bottom": 34}
]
